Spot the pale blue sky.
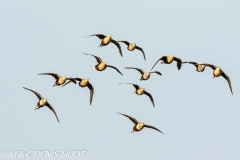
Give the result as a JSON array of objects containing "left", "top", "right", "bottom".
[{"left": 1, "top": 0, "right": 240, "bottom": 159}]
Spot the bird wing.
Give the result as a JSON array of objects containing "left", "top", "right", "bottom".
[
  {"left": 87, "top": 82, "right": 94, "bottom": 105},
  {"left": 106, "top": 65, "right": 123, "bottom": 76},
  {"left": 110, "top": 39, "right": 123, "bottom": 57},
  {"left": 87, "top": 34, "right": 106, "bottom": 40},
  {"left": 221, "top": 71, "right": 233, "bottom": 95},
  {"left": 135, "top": 46, "right": 146, "bottom": 61},
  {"left": 118, "top": 40, "right": 130, "bottom": 46},
  {"left": 38, "top": 73, "right": 60, "bottom": 80},
  {"left": 143, "top": 90, "right": 155, "bottom": 107},
  {"left": 124, "top": 67, "right": 144, "bottom": 75},
  {"left": 45, "top": 102, "right": 60, "bottom": 123},
  {"left": 83, "top": 53, "right": 103, "bottom": 63},
  {"left": 201, "top": 63, "right": 217, "bottom": 70},
  {"left": 62, "top": 78, "right": 82, "bottom": 87},
  {"left": 173, "top": 57, "right": 182, "bottom": 70},
  {"left": 144, "top": 124, "right": 164, "bottom": 133},
  {"left": 118, "top": 83, "right": 140, "bottom": 90},
  {"left": 183, "top": 61, "right": 198, "bottom": 68},
  {"left": 23, "top": 87, "right": 43, "bottom": 101},
  {"left": 149, "top": 71, "right": 162, "bottom": 76},
  {"left": 151, "top": 56, "right": 166, "bottom": 70},
  {"left": 66, "top": 77, "right": 77, "bottom": 84},
  {"left": 116, "top": 112, "right": 138, "bottom": 125}
]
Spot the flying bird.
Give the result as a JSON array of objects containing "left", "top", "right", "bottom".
[
  {"left": 151, "top": 55, "right": 182, "bottom": 70},
  {"left": 83, "top": 53, "right": 123, "bottom": 76},
  {"left": 62, "top": 78, "right": 94, "bottom": 105},
  {"left": 38, "top": 73, "right": 76, "bottom": 87},
  {"left": 201, "top": 64, "right": 233, "bottom": 95},
  {"left": 23, "top": 87, "right": 60, "bottom": 123},
  {"left": 183, "top": 61, "right": 206, "bottom": 72},
  {"left": 118, "top": 40, "right": 146, "bottom": 61},
  {"left": 85, "top": 34, "right": 122, "bottom": 57},
  {"left": 116, "top": 112, "right": 163, "bottom": 133},
  {"left": 124, "top": 67, "right": 162, "bottom": 81},
  {"left": 118, "top": 83, "right": 155, "bottom": 107}
]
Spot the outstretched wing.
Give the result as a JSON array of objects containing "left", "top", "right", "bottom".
[
  {"left": 110, "top": 39, "right": 123, "bottom": 57},
  {"left": 86, "top": 34, "right": 106, "bottom": 40},
  {"left": 124, "top": 67, "right": 144, "bottom": 75},
  {"left": 118, "top": 83, "right": 140, "bottom": 90},
  {"left": 221, "top": 71, "right": 233, "bottom": 95},
  {"left": 151, "top": 56, "right": 166, "bottom": 70},
  {"left": 66, "top": 77, "right": 76, "bottom": 84},
  {"left": 135, "top": 46, "right": 146, "bottom": 61},
  {"left": 118, "top": 40, "right": 130, "bottom": 46},
  {"left": 143, "top": 90, "right": 155, "bottom": 107},
  {"left": 87, "top": 82, "right": 94, "bottom": 105},
  {"left": 173, "top": 57, "right": 182, "bottom": 70},
  {"left": 83, "top": 53, "right": 103, "bottom": 63},
  {"left": 116, "top": 112, "right": 138, "bottom": 125},
  {"left": 107, "top": 65, "right": 123, "bottom": 76},
  {"left": 23, "top": 87, "right": 43, "bottom": 101},
  {"left": 38, "top": 73, "right": 60, "bottom": 80},
  {"left": 45, "top": 102, "right": 60, "bottom": 123},
  {"left": 149, "top": 71, "right": 162, "bottom": 76},
  {"left": 201, "top": 63, "right": 217, "bottom": 70},
  {"left": 144, "top": 124, "right": 163, "bottom": 133}
]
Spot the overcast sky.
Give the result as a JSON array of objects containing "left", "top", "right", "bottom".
[{"left": 1, "top": 0, "right": 240, "bottom": 160}]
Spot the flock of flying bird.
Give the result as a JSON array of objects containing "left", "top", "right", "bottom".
[{"left": 23, "top": 34, "right": 233, "bottom": 134}]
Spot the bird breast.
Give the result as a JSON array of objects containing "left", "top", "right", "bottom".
[
  {"left": 128, "top": 43, "right": 136, "bottom": 51},
  {"left": 39, "top": 98, "right": 47, "bottom": 106},
  {"left": 97, "top": 63, "right": 107, "bottom": 71},
  {"left": 136, "top": 88, "right": 144, "bottom": 95},
  {"left": 58, "top": 77, "right": 66, "bottom": 85},
  {"left": 213, "top": 68, "right": 222, "bottom": 77},
  {"left": 135, "top": 122, "right": 144, "bottom": 131},
  {"left": 79, "top": 79, "right": 88, "bottom": 87},
  {"left": 142, "top": 72, "right": 150, "bottom": 80},
  {"left": 197, "top": 65, "right": 205, "bottom": 72},
  {"left": 167, "top": 56, "right": 174, "bottom": 63},
  {"left": 102, "top": 36, "right": 111, "bottom": 45}
]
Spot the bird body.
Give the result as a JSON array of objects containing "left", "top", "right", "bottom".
[
  {"left": 23, "top": 87, "right": 60, "bottom": 123},
  {"left": 79, "top": 79, "right": 89, "bottom": 87},
  {"left": 151, "top": 55, "right": 182, "bottom": 70},
  {"left": 183, "top": 61, "right": 206, "bottom": 72},
  {"left": 128, "top": 43, "right": 136, "bottom": 51},
  {"left": 95, "top": 62, "right": 107, "bottom": 71},
  {"left": 119, "top": 83, "right": 155, "bottom": 107},
  {"left": 124, "top": 67, "right": 161, "bottom": 81},
  {"left": 136, "top": 88, "right": 144, "bottom": 95},
  {"left": 101, "top": 35, "right": 112, "bottom": 46},
  {"left": 213, "top": 67, "right": 222, "bottom": 77},
  {"left": 57, "top": 77, "right": 67, "bottom": 85},
  {"left": 117, "top": 112, "right": 163, "bottom": 133}
]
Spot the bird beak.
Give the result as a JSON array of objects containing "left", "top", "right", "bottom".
[{"left": 131, "top": 130, "right": 134, "bottom": 133}]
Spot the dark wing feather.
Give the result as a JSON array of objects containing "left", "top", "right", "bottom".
[
  {"left": 151, "top": 56, "right": 166, "bottom": 70},
  {"left": 106, "top": 65, "right": 123, "bottom": 76},
  {"left": 183, "top": 61, "right": 198, "bottom": 68},
  {"left": 135, "top": 46, "right": 146, "bottom": 61},
  {"left": 66, "top": 77, "right": 76, "bottom": 84},
  {"left": 173, "top": 57, "right": 182, "bottom": 70},
  {"left": 116, "top": 112, "right": 138, "bottom": 125},
  {"left": 221, "top": 71, "right": 233, "bottom": 95},
  {"left": 110, "top": 39, "right": 123, "bottom": 57},
  {"left": 23, "top": 87, "right": 43, "bottom": 101},
  {"left": 201, "top": 63, "right": 217, "bottom": 70},
  {"left": 87, "top": 82, "right": 94, "bottom": 105},
  {"left": 38, "top": 73, "right": 60, "bottom": 80},
  {"left": 118, "top": 83, "right": 140, "bottom": 90},
  {"left": 144, "top": 124, "right": 164, "bottom": 133},
  {"left": 83, "top": 53, "right": 103, "bottom": 63},
  {"left": 124, "top": 67, "right": 144, "bottom": 75},
  {"left": 87, "top": 34, "right": 106, "bottom": 40},
  {"left": 149, "top": 71, "right": 162, "bottom": 76},
  {"left": 143, "top": 90, "right": 155, "bottom": 107},
  {"left": 118, "top": 40, "right": 130, "bottom": 46},
  {"left": 45, "top": 102, "right": 60, "bottom": 123}
]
